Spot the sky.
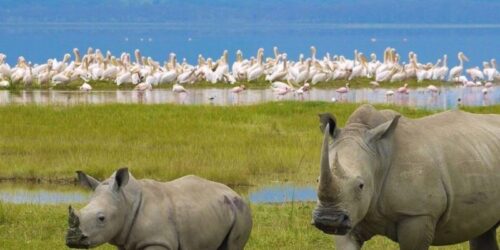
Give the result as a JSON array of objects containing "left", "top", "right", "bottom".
[{"left": 0, "top": 0, "right": 499, "bottom": 25}]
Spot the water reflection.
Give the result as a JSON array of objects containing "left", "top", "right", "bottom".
[{"left": 0, "top": 86, "right": 497, "bottom": 109}]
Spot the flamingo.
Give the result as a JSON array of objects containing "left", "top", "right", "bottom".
[
  {"left": 134, "top": 81, "right": 152, "bottom": 91},
  {"left": 172, "top": 83, "right": 187, "bottom": 93},
  {"left": 231, "top": 84, "right": 246, "bottom": 94},
  {"left": 336, "top": 83, "right": 350, "bottom": 96},
  {"left": 397, "top": 83, "right": 409, "bottom": 94},
  {"left": 427, "top": 84, "right": 439, "bottom": 94}
]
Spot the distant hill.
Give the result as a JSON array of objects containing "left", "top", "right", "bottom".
[{"left": 0, "top": 0, "right": 499, "bottom": 24}]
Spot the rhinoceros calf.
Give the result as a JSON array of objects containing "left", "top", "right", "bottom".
[
  {"left": 66, "top": 168, "right": 252, "bottom": 250},
  {"left": 312, "top": 104, "right": 500, "bottom": 250}
]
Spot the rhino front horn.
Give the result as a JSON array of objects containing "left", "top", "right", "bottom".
[
  {"left": 320, "top": 124, "right": 333, "bottom": 186},
  {"left": 68, "top": 205, "right": 80, "bottom": 228}
]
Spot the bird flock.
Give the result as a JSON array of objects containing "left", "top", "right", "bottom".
[{"left": 0, "top": 47, "right": 498, "bottom": 95}]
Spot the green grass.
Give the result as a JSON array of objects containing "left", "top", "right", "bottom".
[
  {"left": 0, "top": 102, "right": 499, "bottom": 186},
  {"left": 1, "top": 77, "right": 457, "bottom": 91},
  {"left": 0, "top": 202, "right": 497, "bottom": 249}
]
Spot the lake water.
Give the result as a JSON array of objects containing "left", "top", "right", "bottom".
[
  {"left": 0, "top": 86, "right": 497, "bottom": 109},
  {"left": 1, "top": 24, "right": 499, "bottom": 68},
  {"left": 0, "top": 182, "right": 316, "bottom": 204}
]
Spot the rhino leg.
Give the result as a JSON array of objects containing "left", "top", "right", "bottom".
[
  {"left": 396, "top": 216, "right": 436, "bottom": 250},
  {"left": 334, "top": 234, "right": 362, "bottom": 250},
  {"left": 469, "top": 223, "right": 499, "bottom": 250},
  {"left": 217, "top": 198, "right": 252, "bottom": 250},
  {"left": 141, "top": 246, "right": 169, "bottom": 250}
]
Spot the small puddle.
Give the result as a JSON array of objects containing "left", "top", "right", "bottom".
[
  {"left": 0, "top": 183, "right": 316, "bottom": 204},
  {"left": 0, "top": 183, "right": 90, "bottom": 204},
  {"left": 248, "top": 185, "right": 316, "bottom": 203}
]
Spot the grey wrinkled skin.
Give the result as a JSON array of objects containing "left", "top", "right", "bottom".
[
  {"left": 312, "top": 104, "right": 500, "bottom": 250},
  {"left": 66, "top": 168, "right": 252, "bottom": 250}
]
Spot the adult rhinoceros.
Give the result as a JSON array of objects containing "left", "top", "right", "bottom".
[
  {"left": 66, "top": 168, "right": 252, "bottom": 250},
  {"left": 312, "top": 104, "right": 500, "bottom": 250}
]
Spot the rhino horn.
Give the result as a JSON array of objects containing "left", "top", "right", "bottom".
[
  {"left": 68, "top": 205, "right": 80, "bottom": 228},
  {"left": 333, "top": 152, "right": 347, "bottom": 179},
  {"left": 319, "top": 124, "right": 341, "bottom": 196},
  {"left": 320, "top": 124, "right": 332, "bottom": 184}
]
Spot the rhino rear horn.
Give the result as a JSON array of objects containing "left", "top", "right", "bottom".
[{"left": 318, "top": 113, "right": 337, "bottom": 138}]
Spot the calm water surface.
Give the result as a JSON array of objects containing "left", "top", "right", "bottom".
[{"left": 0, "top": 86, "right": 497, "bottom": 109}]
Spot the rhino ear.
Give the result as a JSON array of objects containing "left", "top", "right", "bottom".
[
  {"left": 366, "top": 115, "right": 401, "bottom": 143},
  {"left": 113, "top": 168, "right": 129, "bottom": 192},
  {"left": 76, "top": 171, "right": 100, "bottom": 191},
  {"left": 318, "top": 113, "right": 338, "bottom": 138}
]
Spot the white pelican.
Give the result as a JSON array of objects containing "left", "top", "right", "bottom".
[
  {"left": 247, "top": 48, "right": 264, "bottom": 82},
  {"left": 448, "top": 52, "right": 468, "bottom": 81},
  {"left": 466, "top": 67, "right": 484, "bottom": 81},
  {"left": 80, "top": 82, "right": 92, "bottom": 91}
]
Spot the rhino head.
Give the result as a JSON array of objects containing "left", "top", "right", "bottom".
[
  {"left": 66, "top": 168, "right": 133, "bottom": 249},
  {"left": 312, "top": 110, "right": 400, "bottom": 235}
]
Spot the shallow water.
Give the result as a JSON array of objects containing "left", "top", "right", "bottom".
[
  {"left": 0, "top": 86, "right": 498, "bottom": 109},
  {"left": 0, "top": 182, "right": 316, "bottom": 204}
]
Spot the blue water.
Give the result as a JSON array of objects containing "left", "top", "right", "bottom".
[
  {"left": 248, "top": 185, "right": 316, "bottom": 203},
  {"left": 0, "top": 183, "right": 317, "bottom": 204},
  {"left": 1, "top": 24, "right": 499, "bottom": 67}
]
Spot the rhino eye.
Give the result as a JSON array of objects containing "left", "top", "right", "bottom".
[
  {"left": 98, "top": 215, "right": 106, "bottom": 222},
  {"left": 358, "top": 183, "right": 364, "bottom": 190}
]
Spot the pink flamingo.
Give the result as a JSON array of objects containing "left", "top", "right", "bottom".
[
  {"left": 485, "top": 82, "right": 493, "bottom": 88},
  {"left": 231, "top": 84, "right": 246, "bottom": 94},
  {"left": 427, "top": 84, "right": 439, "bottom": 93},
  {"left": 397, "top": 83, "right": 409, "bottom": 94},
  {"left": 336, "top": 83, "right": 350, "bottom": 94}
]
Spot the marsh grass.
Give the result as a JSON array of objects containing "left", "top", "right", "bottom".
[
  {"left": 0, "top": 77, "right": 459, "bottom": 91},
  {"left": 0, "top": 102, "right": 498, "bottom": 186},
  {"left": 0, "top": 202, "right": 496, "bottom": 250}
]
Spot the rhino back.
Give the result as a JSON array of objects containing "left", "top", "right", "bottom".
[
  {"left": 132, "top": 175, "right": 248, "bottom": 249},
  {"left": 378, "top": 110, "right": 500, "bottom": 245}
]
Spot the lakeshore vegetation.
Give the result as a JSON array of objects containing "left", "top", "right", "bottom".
[{"left": 0, "top": 102, "right": 499, "bottom": 186}]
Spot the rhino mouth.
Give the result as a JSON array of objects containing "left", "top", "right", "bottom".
[
  {"left": 66, "top": 228, "right": 91, "bottom": 249},
  {"left": 315, "top": 224, "right": 351, "bottom": 235},
  {"left": 312, "top": 210, "right": 352, "bottom": 235}
]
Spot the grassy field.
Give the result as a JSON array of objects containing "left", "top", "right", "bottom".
[
  {"left": 0, "top": 202, "right": 497, "bottom": 250},
  {"left": 0, "top": 103, "right": 499, "bottom": 249},
  {"left": 0, "top": 102, "right": 499, "bottom": 186},
  {"left": 2, "top": 77, "right": 461, "bottom": 91}
]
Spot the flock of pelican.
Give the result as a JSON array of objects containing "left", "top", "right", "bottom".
[{"left": 0, "top": 47, "right": 498, "bottom": 96}]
